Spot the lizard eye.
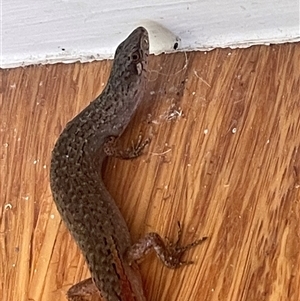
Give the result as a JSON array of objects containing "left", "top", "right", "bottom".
[{"left": 131, "top": 51, "right": 140, "bottom": 62}]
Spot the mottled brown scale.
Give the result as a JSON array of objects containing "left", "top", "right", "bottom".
[
  {"left": 50, "top": 27, "right": 149, "bottom": 301},
  {"left": 50, "top": 26, "right": 207, "bottom": 301}
]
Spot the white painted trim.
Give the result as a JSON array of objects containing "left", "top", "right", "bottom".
[{"left": 1, "top": 0, "right": 299, "bottom": 69}]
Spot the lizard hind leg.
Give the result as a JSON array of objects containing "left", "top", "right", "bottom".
[
  {"left": 67, "top": 278, "right": 99, "bottom": 301},
  {"left": 126, "top": 222, "right": 208, "bottom": 269}
]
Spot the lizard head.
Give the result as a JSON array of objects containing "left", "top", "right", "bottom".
[{"left": 110, "top": 26, "right": 149, "bottom": 92}]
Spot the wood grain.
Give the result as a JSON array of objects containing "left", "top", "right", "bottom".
[{"left": 1, "top": 43, "right": 300, "bottom": 301}]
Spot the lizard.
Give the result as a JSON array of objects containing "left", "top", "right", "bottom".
[{"left": 50, "top": 26, "right": 207, "bottom": 301}]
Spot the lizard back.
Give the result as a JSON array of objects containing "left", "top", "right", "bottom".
[{"left": 50, "top": 27, "right": 149, "bottom": 301}]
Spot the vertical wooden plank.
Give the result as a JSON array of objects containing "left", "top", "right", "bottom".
[{"left": 1, "top": 43, "right": 300, "bottom": 301}]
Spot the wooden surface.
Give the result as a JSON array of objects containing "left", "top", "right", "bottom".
[{"left": 1, "top": 43, "right": 300, "bottom": 301}]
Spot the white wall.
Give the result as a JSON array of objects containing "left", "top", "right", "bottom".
[{"left": 1, "top": 0, "right": 299, "bottom": 68}]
